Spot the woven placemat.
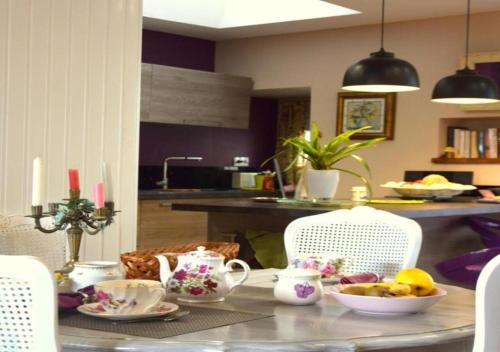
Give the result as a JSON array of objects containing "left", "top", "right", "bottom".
[{"left": 59, "top": 305, "right": 272, "bottom": 339}]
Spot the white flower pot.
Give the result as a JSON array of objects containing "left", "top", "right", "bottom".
[{"left": 307, "top": 169, "right": 340, "bottom": 200}]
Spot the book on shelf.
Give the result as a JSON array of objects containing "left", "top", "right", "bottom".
[
  {"left": 463, "top": 129, "right": 471, "bottom": 158},
  {"left": 470, "top": 130, "right": 479, "bottom": 158},
  {"left": 478, "top": 130, "right": 485, "bottom": 158},
  {"left": 450, "top": 127, "right": 468, "bottom": 158},
  {"left": 488, "top": 128, "right": 498, "bottom": 158}
]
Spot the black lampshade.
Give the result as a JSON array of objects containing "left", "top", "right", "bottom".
[
  {"left": 431, "top": 67, "right": 500, "bottom": 104},
  {"left": 342, "top": 49, "right": 420, "bottom": 93}
]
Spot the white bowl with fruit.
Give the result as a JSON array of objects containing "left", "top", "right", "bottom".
[
  {"left": 381, "top": 174, "right": 476, "bottom": 199},
  {"left": 326, "top": 268, "right": 447, "bottom": 316}
]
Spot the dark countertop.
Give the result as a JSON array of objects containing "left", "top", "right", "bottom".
[
  {"left": 138, "top": 189, "right": 282, "bottom": 200},
  {"left": 171, "top": 198, "right": 500, "bottom": 219}
]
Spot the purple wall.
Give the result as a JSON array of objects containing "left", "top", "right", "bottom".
[
  {"left": 139, "top": 30, "right": 279, "bottom": 168},
  {"left": 140, "top": 97, "right": 278, "bottom": 168},
  {"left": 142, "top": 30, "right": 215, "bottom": 71},
  {"left": 476, "top": 62, "right": 500, "bottom": 88}
]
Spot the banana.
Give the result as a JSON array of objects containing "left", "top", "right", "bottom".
[{"left": 388, "top": 283, "right": 412, "bottom": 296}]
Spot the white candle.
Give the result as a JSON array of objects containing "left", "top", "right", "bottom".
[
  {"left": 32, "top": 157, "right": 44, "bottom": 206},
  {"left": 101, "top": 162, "right": 113, "bottom": 202}
]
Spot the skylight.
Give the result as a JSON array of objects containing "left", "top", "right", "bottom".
[{"left": 143, "top": 0, "right": 359, "bottom": 29}]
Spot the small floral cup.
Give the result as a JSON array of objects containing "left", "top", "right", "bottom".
[{"left": 287, "top": 254, "right": 345, "bottom": 278}]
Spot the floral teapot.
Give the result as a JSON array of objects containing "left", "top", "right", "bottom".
[{"left": 155, "top": 246, "right": 250, "bottom": 303}]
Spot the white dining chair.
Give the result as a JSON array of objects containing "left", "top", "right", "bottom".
[
  {"left": 0, "top": 214, "right": 66, "bottom": 272},
  {"left": 0, "top": 255, "right": 60, "bottom": 351},
  {"left": 473, "top": 253, "right": 500, "bottom": 352},
  {"left": 284, "top": 206, "right": 422, "bottom": 276}
]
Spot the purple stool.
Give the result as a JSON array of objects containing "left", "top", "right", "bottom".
[
  {"left": 435, "top": 247, "right": 500, "bottom": 286},
  {"left": 468, "top": 216, "right": 500, "bottom": 248}
]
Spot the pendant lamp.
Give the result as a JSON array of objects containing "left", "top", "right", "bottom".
[
  {"left": 342, "top": 0, "right": 419, "bottom": 93},
  {"left": 431, "top": 0, "right": 499, "bottom": 104}
]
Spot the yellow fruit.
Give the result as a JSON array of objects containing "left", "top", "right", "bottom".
[
  {"left": 421, "top": 174, "right": 448, "bottom": 185},
  {"left": 388, "top": 283, "right": 412, "bottom": 296},
  {"left": 54, "top": 272, "right": 63, "bottom": 282},
  {"left": 394, "top": 268, "right": 435, "bottom": 296},
  {"left": 365, "top": 285, "right": 389, "bottom": 297},
  {"left": 341, "top": 286, "right": 366, "bottom": 296}
]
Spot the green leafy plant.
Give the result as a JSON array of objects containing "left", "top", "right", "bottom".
[{"left": 271, "top": 122, "right": 385, "bottom": 195}]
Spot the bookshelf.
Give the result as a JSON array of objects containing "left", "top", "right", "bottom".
[
  {"left": 434, "top": 117, "right": 500, "bottom": 164},
  {"left": 431, "top": 157, "right": 500, "bottom": 164}
]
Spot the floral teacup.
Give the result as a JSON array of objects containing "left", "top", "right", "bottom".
[
  {"left": 93, "top": 279, "right": 165, "bottom": 315},
  {"left": 287, "top": 254, "right": 345, "bottom": 278}
]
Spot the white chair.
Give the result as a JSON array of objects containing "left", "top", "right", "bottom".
[
  {"left": 284, "top": 206, "right": 422, "bottom": 276},
  {"left": 0, "top": 255, "right": 60, "bottom": 351},
  {"left": 0, "top": 215, "right": 66, "bottom": 272},
  {"left": 473, "top": 253, "right": 500, "bottom": 352}
]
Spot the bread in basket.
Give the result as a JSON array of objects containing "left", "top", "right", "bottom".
[{"left": 120, "top": 242, "right": 240, "bottom": 280}]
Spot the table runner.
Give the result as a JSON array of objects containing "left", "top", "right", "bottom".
[{"left": 59, "top": 305, "right": 273, "bottom": 339}]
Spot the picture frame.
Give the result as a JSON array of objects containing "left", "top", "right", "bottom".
[
  {"left": 459, "top": 51, "right": 500, "bottom": 111},
  {"left": 336, "top": 92, "right": 396, "bottom": 140}
]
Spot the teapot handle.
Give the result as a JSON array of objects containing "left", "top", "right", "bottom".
[{"left": 225, "top": 259, "right": 250, "bottom": 291}]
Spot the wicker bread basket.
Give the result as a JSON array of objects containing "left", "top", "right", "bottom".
[{"left": 120, "top": 242, "right": 240, "bottom": 280}]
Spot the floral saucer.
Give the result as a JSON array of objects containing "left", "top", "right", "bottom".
[{"left": 77, "top": 301, "right": 179, "bottom": 321}]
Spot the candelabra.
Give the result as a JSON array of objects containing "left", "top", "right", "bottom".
[{"left": 28, "top": 189, "right": 118, "bottom": 274}]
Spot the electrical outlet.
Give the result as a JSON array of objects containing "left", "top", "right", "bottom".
[{"left": 233, "top": 156, "right": 249, "bottom": 167}]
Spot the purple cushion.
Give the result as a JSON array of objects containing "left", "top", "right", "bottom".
[
  {"left": 468, "top": 216, "right": 500, "bottom": 248},
  {"left": 435, "top": 247, "right": 500, "bottom": 285}
]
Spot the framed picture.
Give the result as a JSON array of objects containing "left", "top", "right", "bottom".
[
  {"left": 336, "top": 92, "right": 396, "bottom": 140},
  {"left": 459, "top": 51, "right": 500, "bottom": 111}
]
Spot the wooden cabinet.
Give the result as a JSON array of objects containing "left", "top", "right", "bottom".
[
  {"left": 140, "top": 64, "right": 152, "bottom": 121},
  {"left": 140, "top": 63, "right": 253, "bottom": 129},
  {"left": 137, "top": 200, "right": 208, "bottom": 250}
]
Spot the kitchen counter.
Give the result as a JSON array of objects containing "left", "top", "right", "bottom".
[
  {"left": 171, "top": 198, "right": 500, "bottom": 219},
  {"left": 138, "top": 189, "right": 281, "bottom": 200},
  {"left": 172, "top": 198, "right": 500, "bottom": 287},
  {"left": 137, "top": 190, "right": 284, "bottom": 249}
]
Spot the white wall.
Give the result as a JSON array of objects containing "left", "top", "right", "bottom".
[
  {"left": 216, "top": 11, "right": 500, "bottom": 198},
  {"left": 0, "top": 0, "right": 142, "bottom": 260}
]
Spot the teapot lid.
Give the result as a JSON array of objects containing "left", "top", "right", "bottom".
[
  {"left": 277, "top": 268, "right": 321, "bottom": 280},
  {"left": 180, "top": 246, "right": 224, "bottom": 259}
]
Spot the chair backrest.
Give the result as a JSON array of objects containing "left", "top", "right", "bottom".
[
  {"left": 473, "top": 253, "right": 500, "bottom": 352},
  {"left": 284, "top": 206, "right": 422, "bottom": 277},
  {"left": 0, "top": 215, "right": 66, "bottom": 272},
  {"left": 0, "top": 255, "right": 60, "bottom": 351}
]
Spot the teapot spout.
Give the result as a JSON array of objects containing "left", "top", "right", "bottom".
[{"left": 155, "top": 254, "right": 172, "bottom": 287}]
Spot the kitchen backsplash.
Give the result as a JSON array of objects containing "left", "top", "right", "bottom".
[
  {"left": 139, "top": 97, "right": 278, "bottom": 168},
  {"left": 138, "top": 166, "right": 258, "bottom": 190}
]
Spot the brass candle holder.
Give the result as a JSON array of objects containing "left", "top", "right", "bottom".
[{"left": 27, "top": 190, "right": 118, "bottom": 274}]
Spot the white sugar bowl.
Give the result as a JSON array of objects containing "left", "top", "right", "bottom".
[
  {"left": 274, "top": 268, "right": 323, "bottom": 305},
  {"left": 69, "top": 261, "right": 125, "bottom": 291}
]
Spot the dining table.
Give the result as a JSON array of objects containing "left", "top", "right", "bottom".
[{"left": 59, "top": 269, "right": 475, "bottom": 352}]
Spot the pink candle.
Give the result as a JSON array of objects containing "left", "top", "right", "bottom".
[
  {"left": 93, "top": 182, "right": 105, "bottom": 209},
  {"left": 68, "top": 169, "right": 80, "bottom": 191}
]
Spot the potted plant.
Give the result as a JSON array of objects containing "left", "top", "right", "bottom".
[{"left": 274, "top": 122, "right": 384, "bottom": 199}]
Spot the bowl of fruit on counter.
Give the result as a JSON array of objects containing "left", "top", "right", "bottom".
[
  {"left": 381, "top": 174, "right": 476, "bottom": 199},
  {"left": 325, "top": 268, "right": 446, "bottom": 316}
]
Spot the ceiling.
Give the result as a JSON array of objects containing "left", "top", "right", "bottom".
[{"left": 143, "top": 0, "right": 500, "bottom": 41}]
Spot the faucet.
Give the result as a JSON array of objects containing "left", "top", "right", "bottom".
[{"left": 157, "top": 156, "right": 203, "bottom": 190}]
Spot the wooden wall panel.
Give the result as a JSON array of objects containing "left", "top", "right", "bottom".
[{"left": 0, "top": 0, "right": 142, "bottom": 261}]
